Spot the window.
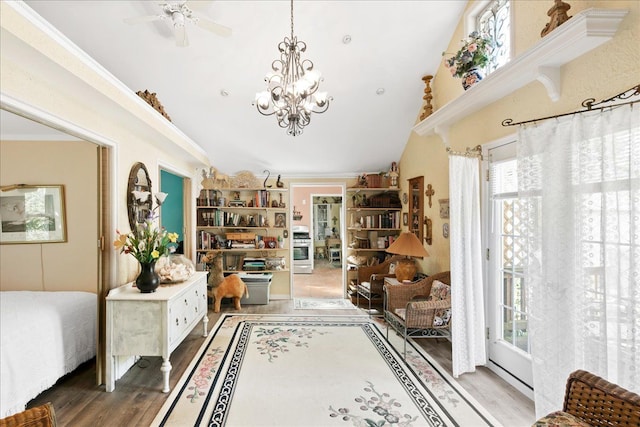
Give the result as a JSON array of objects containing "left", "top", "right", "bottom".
[
  {"left": 490, "top": 158, "right": 529, "bottom": 353},
  {"left": 476, "top": 0, "right": 511, "bottom": 72}
]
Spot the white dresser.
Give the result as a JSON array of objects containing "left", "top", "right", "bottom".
[{"left": 106, "top": 272, "right": 208, "bottom": 393}]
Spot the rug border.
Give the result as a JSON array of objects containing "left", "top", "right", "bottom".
[{"left": 371, "top": 320, "right": 503, "bottom": 426}]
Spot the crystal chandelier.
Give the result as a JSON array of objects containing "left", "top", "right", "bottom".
[{"left": 254, "top": 0, "right": 331, "bottom": 136}]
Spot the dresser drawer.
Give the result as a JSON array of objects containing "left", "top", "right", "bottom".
[{"left": 169, "top": 275, "right": 207, "bottom": 346}]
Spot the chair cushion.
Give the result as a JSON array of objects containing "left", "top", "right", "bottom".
[
  {"left": 533, "top": 410, "right": 591, "bottom": 427},
  {"left": 428, "top": 280, "right": 450, "bottom": 301}
]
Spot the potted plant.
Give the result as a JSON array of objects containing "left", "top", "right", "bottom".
[{"left": 442, "top": 31, "right": 494, "bottom": 90}]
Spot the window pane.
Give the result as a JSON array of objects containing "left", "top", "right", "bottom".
[
  {"left": 514, "top": 312, "right": 529, "bottom": 352},
  {"left": 503, "top": 306, "right": 514, "bottom": 344},
  {"left": 477, "top": 0, "right": 511, "bottom": 71}
]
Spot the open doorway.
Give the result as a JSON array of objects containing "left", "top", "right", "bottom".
[
  {"left": 159, "top": 167, "right": 193, "bottom": 260},
  {"left": 291, "top": 184, "right": 345, "bottom": 299}
]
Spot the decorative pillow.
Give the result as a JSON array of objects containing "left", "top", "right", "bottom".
[
  {"left": 433, "top": 308, "right": 452, "bottom": 327},
  {"left": 428, "top": 280, "right": 451, "bottom": 327},
  {"left": 428, "top": 280, "right": 450, "bottom": 301}
]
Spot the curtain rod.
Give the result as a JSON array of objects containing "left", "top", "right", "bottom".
[
  {"left": 502, "top": 83, "right": 640, "bottom": 127},
  {"left": 446, "top": 145, "right": 483, "bottom": 160}
]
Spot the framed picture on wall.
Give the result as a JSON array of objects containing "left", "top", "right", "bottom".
[
  {"left": 439, "top": 198, "right": 450, "bottom": 219},
  {"left": 0, "top": 185, "right": 67, "bottom": 244},
  {"left": 403, "top": 212, "right": 408, "bottom": 226},
  {"left": 274, "top": 212, "right": 286, "bottom": 228}
]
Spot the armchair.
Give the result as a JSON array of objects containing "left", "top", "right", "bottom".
[
  {"left": 354, "top": 256, "right": 402, "bottom": 313},
  {"left": 384, "top": 271, "right": 451, "bottom": 357}
]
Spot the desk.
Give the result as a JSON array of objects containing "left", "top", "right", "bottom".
[{"left": 106, "top": 272, "right": 208, "bottom": 393}]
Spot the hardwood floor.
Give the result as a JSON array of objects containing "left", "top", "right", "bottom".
[{"left": 27, "top": 300, "right": 535, "bottom": 427}]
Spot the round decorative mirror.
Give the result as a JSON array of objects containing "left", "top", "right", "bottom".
[{"left": 127, "top": 162, "right": 152, "bottom": 229}]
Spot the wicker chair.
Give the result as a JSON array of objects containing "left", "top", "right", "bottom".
[
  {"left": 356, "top": 256, "right": 402, "bottom": 294},
  {"left": 384, "top": 271, "right": 451, "bottom": 357},
  {"left": 534, "top": 370, "right": 640, "bottom": 427},
  {"left": 0, "top": 403, "right": 57, "bottom": 427}
]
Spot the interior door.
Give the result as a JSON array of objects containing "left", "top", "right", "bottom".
[{"left": 486, "top": 141, "right": 533, "bottom": 395}]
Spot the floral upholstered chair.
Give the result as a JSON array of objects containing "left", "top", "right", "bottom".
[{"left": 384, "top": 271, "right": 451, "bottom": 357}]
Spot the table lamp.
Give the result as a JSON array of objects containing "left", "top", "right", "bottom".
[{"left": 385, "top": 232, "right": 429, "bottom": 282}]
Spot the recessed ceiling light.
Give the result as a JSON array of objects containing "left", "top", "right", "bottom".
[
  {"left": 376, "top": 88, "right": 385, "bottom": 95},
  {"left": 220, "top": 89, "right": 229, "bottom": 97},
  {"left": 342, "top": 35, "right": 352, "bottom": 44}
]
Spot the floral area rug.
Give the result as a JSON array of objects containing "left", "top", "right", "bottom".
[
  {"left": 152, "top": 314, "right": 502, "bottom": 427},
  {"left": 293, "top": 298, "right": 356, "bottom": 310}
]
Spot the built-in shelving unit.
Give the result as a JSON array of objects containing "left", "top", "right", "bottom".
[
  {"left": 196, "top": 188, "right": 289, "bottom": 274},
  {"left": 412, "top": 8, "right": 628, "bottom": 145}
]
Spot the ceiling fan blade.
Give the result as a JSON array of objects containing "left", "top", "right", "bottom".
[
  {"left": 124, "top": 15, "right": 163, "bottom": 24},
  {"left": 175, "top": 25, "right": 189, "bottom": 47},
  {"left": 194, "top": 17, "right": 231, "bottom": 37}
]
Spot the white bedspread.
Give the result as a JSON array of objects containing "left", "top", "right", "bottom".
[{"left": 0, "top": 291, "right": 97, "bottom": 417}]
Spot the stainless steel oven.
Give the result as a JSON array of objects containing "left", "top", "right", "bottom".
[{"left": 292, "top": 225, "right": 312, "bottom": 274}]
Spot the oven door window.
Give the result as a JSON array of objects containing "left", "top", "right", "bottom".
[{"left": 293, "top": 245, "right": 310, "bottom": 261}]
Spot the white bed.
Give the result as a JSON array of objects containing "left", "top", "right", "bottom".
[{"left": 0, "top": 291, "right": 97, "bottom": 417}]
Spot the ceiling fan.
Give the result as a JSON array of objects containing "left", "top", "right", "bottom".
[{"left": 124, "top": 1, "right": 231, "bottom": 47}]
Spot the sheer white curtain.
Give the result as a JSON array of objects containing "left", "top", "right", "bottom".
[
  {"left": 517, "top": 104, "right": 640, "bottom": 417},
  {"left": 449, "top": 155, "right": 487, "bottom": 377}
]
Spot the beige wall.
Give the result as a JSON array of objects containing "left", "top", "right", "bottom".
[
  {"left": 400, "top": 0, "right": 639, "bottom": 276},
  {"left": 0, "top": 140, "right": 99, "bottom": 292}
]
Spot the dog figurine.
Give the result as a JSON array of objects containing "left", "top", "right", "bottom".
[
  {"left": 210, "top": 274, "right": 249, "bottom": 313},
  {"left": 201, "top": 250, "right": 249, "bottom": 313}
]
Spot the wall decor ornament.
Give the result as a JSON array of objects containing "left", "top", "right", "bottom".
[
  {"left": 230, "top": 171, "right": 260, "bottom": 188},
  {"left": 439, "top": 198, "right": 450, "bottom": 219},
  {"left": 442, "top": 31, "right": 494, "bottom": 91},
  {"left": 541, "top": 0, "right": 572, "bottom": 37},
  {"left": 136, "top": 89, "right": 172, "bottom": 122},
  {"left": 419, "top": 75, "right": 434, "bottom": 120}
]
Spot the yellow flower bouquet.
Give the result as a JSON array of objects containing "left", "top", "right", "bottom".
[{"left": 114, "top": 219, "right": 179, "bottom": 264}]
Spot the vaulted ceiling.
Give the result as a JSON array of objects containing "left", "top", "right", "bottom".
[{"left": 3, "top": 1, "right": 466, "bottom": 177}]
